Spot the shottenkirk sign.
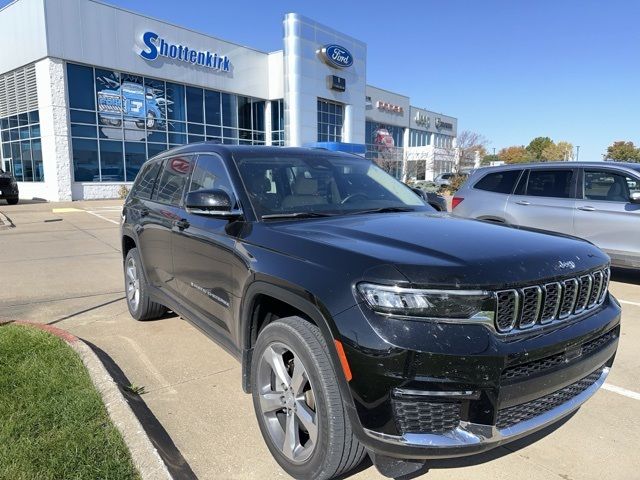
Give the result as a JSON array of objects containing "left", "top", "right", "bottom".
[{"left": 139, "top": 31, "right": 231, "bottom": 72}]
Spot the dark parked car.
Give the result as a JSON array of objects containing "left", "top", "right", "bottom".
[
  {"left": 0, "top": 169, "right": 19, "bottom": 204},
  {"left": 121, "top": 145, "right": 620, "bottom": 479},
  {"left": 408, "top": 185, "right": 447, "bottom": 211}
]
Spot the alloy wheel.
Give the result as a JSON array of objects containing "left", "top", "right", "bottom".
[
  {"left": 257, "top": 342, "right": 318, "bottom": 464},
  {"left": 125, "top": 256, "right": 140, "bottom": 312}
]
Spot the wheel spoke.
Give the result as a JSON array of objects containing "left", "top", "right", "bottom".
[
  {"left": 259, "top": 392, "right": 283, "bottom": 414},
  {"left": 127, "top": 286, "right": 135, "bottom": 300},
  {"left": 282, "top": 413, "right": 299, "bottom": 460},
  {"left": 290, "top": 359, "right": 307, "bottom": 395},
  {"left": 265, "top": 347, "right": 291, "bottom": 387},
  {"left": 295, "top": 401, "right": 317, "bottom": 441}
]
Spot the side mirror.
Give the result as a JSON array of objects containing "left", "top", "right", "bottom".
[
  {"left": 185, "top": 189, "right": 242, "bottom": 218},
  {"left": 630, "top": 192, "right": 640, "bottom": 204}
]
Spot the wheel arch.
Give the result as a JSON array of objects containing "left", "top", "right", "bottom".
[{"left": 239, "top": 281, "right": 350, "bottom": 402}]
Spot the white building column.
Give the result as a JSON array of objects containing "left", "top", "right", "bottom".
[
  {"left": 264, "top": 100, "right": 273, "bottom": 146},
  {"left": 36, "top": 57, "right": 72, "bottom": 201}
]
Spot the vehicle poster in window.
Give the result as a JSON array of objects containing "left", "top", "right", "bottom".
[{"left": 96, "top": 70, "right": 167, "bottom": 141}]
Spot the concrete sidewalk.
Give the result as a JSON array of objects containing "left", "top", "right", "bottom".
[{"left": 1, "top": 199, "right": 639, "bottom": 480}]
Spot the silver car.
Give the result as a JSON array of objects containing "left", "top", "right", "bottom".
[{"left": 452, "top": 162, "right": 640, "bottom": 269}]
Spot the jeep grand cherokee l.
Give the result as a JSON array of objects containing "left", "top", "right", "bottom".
[
  {"left": 121, "top": 145, "right": 620, "bottom": 479},
  {"left": 0, "top": 168, "right": 19, "bottom": 204}
]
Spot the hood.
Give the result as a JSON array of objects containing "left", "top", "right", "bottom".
[{"left": 267, "top": 212, "right": 608, "bottom": 289}]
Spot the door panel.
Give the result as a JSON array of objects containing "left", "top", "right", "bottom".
[
  {"left": 140, "top": 156, "right": 194, "bottom": 292},
  {"left": 505, "top": 169, "right": 576, "bottom": 234},
  {"left": 171, "top": 153, "right": 242, "bottom": 334},
  {"left": 574, "top": 169, "right": 640, "bottom": 264}
]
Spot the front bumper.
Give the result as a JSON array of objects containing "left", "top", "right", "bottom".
[
  {"left": 333, "top": 295, "right": 621, "bottom": 460},
  {"left": 362, "top": 366, "right": 609, "bottom": 458}
]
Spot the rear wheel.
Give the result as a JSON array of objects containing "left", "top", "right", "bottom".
[
  {"left": 251, "top": 317, "right": 366, "bottom": 480},
  {"left": 124, "top": 247, "right": 166, "bottom": 320}
]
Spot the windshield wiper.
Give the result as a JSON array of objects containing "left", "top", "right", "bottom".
[
  {"left": 346, "top": 206, "right": 417, "bottom": 215},
  {"left": 261, "top": 212, "right": 336, "bottom": 220}
]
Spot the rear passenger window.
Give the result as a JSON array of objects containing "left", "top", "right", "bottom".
[
  {"left": 474, "top": 170, "right": 522, "bottom": 194},
  {"left": 526, "top": 170, "right": 574, "bottom": 198},
  {"left": 131, "top": 161, "right": 162, "bottom": 200},
  {"left": 153, "top": 156, "right": 193, "bottom": 205}
]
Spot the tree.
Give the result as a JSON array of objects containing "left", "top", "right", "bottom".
[
  {"left": 456, "top": 130, "right": 488, "bottom": 170},
  {"left": 526, "top": 137, "right": 554, "bottom": 160},
  {"left": 498, "top": 146, "right": 531, "bottom": 164},
  {"left": 604, "top": 141, "right": 640, "bottom": 162},
  {"left": 541, "top": 141, "right": 574, "bottom": 161}
]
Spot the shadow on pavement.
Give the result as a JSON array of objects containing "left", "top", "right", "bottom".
[
  {"left": 84, "top": 340, "right": 198, "bottom": 480},
  {"left": 611, "top": 267, "right": 640, "bottom": 286}
]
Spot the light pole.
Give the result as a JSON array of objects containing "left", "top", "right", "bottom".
[{"left": 576, "top": 145, "right": 580, "bottom": 161}]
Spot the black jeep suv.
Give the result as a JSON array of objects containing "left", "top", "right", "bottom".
[
  {"left": 0, "top": 169, "right": 19, "bottom": 204},
  {"left": 121, "top": 145, "right": 620, "bottom": 479}
]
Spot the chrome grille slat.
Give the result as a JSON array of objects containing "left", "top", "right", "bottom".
[
  {"left": 558, "top": 278, "right": 579, "bottom": 319},
  {"left": 540, "top": 282, "right": 561, "bottom": 323},
  {"left": 519, "top": 286, "right": 542, "bottom": 329},
  {"left": 494, "top": 267, "right": 609, "bottom": 334},
  {"left": 495, "top": 290, "right": 519, "bottom": 332}
]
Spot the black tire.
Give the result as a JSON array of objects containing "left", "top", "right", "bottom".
[
  {"left": 6, "top": 197, "right": 18, "bottom": 205},
  {"left": 124, "top": 247, "right": 166, "bottom": 321},
  {"left": 251, "top": 316, "right": 366, "bottom": 480}
]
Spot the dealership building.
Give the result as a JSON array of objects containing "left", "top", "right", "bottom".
[{"left": 0, "top": 0, "right": 458, "bottom": 201}]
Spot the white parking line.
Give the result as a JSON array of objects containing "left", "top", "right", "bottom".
[
  {"left": 619, "top": 300, "right": 640, "bottom": 307},
  {"left": 85, "top": 210, "right": 119, "bottom": 225},
  {"left": 603, "top": 383, "right": 640, "bottom": 401}
]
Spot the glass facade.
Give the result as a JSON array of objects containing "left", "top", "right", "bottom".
[
  {"left": 317, "top": 99, "right": 343, "bottom": 142},
  {"left": 67, "top": 62, "right": 266, "bottom": 182},
  {"left": 434, "top": 133, "right": 454, "bottom": 149},
  {"left": 409, "top": 129, "right": 430, "bottom": 147},
  {"left": 0, "top": 110, "right": 43, "bottom": 181},
  {"left": 271, "top": 99, "right": 285, "bottom": 146},
  {"left": 364, "top": 121, "right": 404, "bottom": 179}
]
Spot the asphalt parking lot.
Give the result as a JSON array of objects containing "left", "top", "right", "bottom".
[{"left": 1, "top": 199, "right": 639, "bottom": 480}]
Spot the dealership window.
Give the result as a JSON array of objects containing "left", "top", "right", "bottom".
[
  {"left": 364, "top": 121, "right": 404, "bottom": 179},
  {"left": 317, "top": 99, "right": 343, "bottom": 142},
  {"left": 434, "top": 133, "right": 454, "bottom": 149},
  {"left": 66, "top": 62, "right": 266, "bottom": 182},
  {"left": 271, "top": 99, "right": 285, "bottom": 146},
  {"left": 0, "top": 64, "right": 43, "bottom": 181},
  {"left": 409, "top": 129, "right": 430, "bottom": 147}
]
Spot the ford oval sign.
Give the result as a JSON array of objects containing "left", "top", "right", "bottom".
[{"left": 320, "top": 44, "right": 353, "bottom": 68}]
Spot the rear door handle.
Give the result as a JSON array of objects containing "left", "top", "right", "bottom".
[
  {"left": 175, "top": 218, "right": 190, "bottom": 230},
  {"left": 578, "top": 206, "right": 596, "bottom": 212},
  {"left": 516, "top": 200, "right": 530, "bottom": 206}
]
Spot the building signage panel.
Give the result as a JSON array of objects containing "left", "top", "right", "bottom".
[
  {"left": 415, "top": 112, "right": 429, "bottom": 127},
  {"left": 139, "top": 31, "right": 231, "bottom": 72},
  {"left": 435, "top": 117, "right": 453, "bottom": 130},
  {"left": 329, "top": 75, "right": 346, "bottom": 92},
  {"left": 376, "top": 101, "right": 404, "bottom": 114},
  {"left": 319, "top": 44, "right": 353, "bottom": 68}
]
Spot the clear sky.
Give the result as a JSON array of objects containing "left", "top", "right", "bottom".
[{"left": 4, "top": 0, "right": 639, "bottom": 160}]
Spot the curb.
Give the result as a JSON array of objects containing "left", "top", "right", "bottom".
[
  {"left": 2, "top": 321, "right": 173, "bottom": 480},
  {"left": 0, "top": 210, "right": 12, "bottom": 230}
]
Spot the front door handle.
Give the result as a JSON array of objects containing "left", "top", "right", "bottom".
[
  {"left": 175, "top": 219, "right": 190, "bottom": 230},
  {"left": 516, "top": 200, "right": 530, "bottom": 206},
  {"left": 578, "top": 206, "right": 596, "bottom": 212}
]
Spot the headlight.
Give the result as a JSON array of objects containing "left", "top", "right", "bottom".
[{"left": 357, "top": 283, "right": 495, "bottom": 320}]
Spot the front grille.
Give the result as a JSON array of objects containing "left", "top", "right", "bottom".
[
  {"left": 0, "top": 177, "right": 11, "bottom": 188},
  {"left": 501, "top": 328, "right": 618, "bottom": 381},
  {"left": 393, "top": 399, "right": 461, "bottom": 434},
  {"left": 496, "top": 368, "right": 604, "bottom": 429},
  {"left": 494, "top": 267, "right": 609, "bottom": 334}
]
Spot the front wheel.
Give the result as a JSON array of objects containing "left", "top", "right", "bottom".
[
  {"left": 6, "top": 197, "right": 18, "bottom": 205},
  {"left": 251, "top": 317, "right": 366, "bottom": 480}
]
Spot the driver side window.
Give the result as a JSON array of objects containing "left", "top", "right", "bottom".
[{"left": 189, "top": 154, "right": 234, "bottom": 200}]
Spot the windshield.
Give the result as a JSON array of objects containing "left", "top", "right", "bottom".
[{"left": 234, "top": 152, "right": 427, "bottom": 219}]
